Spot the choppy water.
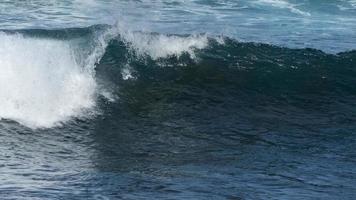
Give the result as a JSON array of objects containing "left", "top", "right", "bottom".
[{"left": 0, "top": 1, "right": 356, "bottom": 199}]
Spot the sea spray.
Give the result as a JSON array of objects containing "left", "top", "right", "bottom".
[
  {"left": 0, "top": 24, "right": 211, "bottom": 128},
  {"left": 0, "top": 32, "right": 96, "bottom": 128}
]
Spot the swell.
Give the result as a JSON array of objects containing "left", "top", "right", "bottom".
[
  {"left": 97, "top": 30, "right": 356, "bottom": 97},
  {"left": 0, "top": 25, "right": 355, "bottom": 128}
]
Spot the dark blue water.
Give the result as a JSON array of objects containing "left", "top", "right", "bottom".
[{"left": 0, "top": 1, "right": 356, "bottom": 199}]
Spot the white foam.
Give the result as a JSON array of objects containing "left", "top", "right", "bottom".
[
  {"left": 350, "top": 0, "right": 356, "bottom": 8},
  {"left": 121, "top": 64, "right": 135, "bottom": 80},
  {"left": 113, "top": 22, "right": 209, "bottom": 60},
  {"left": 0, "top": 33, "right": 97, "bottom": 128},
  {"left": 255, "top": 0, "right": 311, "bottom": 16}
]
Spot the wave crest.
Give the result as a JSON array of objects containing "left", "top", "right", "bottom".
[{"left": 1, "top": 25, "right": 355, "bottom": 129}]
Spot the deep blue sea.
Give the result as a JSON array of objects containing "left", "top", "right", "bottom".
[{"left": 0, "top": 1, "right": 356, "bottom": 199}]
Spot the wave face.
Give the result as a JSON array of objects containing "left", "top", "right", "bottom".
[
  {"left": 1, "top": 25, "right": 355, "bottom": 128},
  {"left": 1, "top": 2, "right": 356, "bottom": 199}
]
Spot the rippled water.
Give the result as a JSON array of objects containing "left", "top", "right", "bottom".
[
  {"left": 1, "top": 0, "right": 356, "bottom": 52},
  {"left": 0, "top": 1, "right": 356, "bottom": 199}
]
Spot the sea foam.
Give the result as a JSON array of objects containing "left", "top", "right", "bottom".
[
  {"left": 255, "top": 0, "right": 311, "bottom": 16},
  {"left": 112, "top": 22, "right": 209, "bottom": 60},
  {"left": 0, "top": 33, "right": 96, "bottom": 128}
]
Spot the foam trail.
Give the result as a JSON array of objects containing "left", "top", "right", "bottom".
[
  {"left": 255, "top": 0, "right": 310, "bottom": 16},
  {"left": 350, "top": 0, "right": 356, "bottom": 8},
  {"left": 0, "top": 33, "right": 96, "bottom": 128}
]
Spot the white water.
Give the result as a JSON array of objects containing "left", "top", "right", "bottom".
[
  {"left": 131, "top": 33, "right": 208, "bottom": 59},
  {"left": 0, "top": 24, "right": 211, "bottom": 128},
  {"left": 114, "top": 22, "right": 209, "bottom": 60},
  {"left": 255, "top": 0, "right": 310, "bottom": 16},
  {"left": 0, "top": 33, "right": 96, "bottom": 128}
]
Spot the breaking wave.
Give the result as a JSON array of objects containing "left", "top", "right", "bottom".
[{"left": 0, "top": 24, "right": 355, "bottom": 128}]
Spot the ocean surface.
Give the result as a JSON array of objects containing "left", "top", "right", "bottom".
[{"left": 0, "top": 0, "right": 355, "bottom": 199}]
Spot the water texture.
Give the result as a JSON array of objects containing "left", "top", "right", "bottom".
[{"left": 0, "top": 1, "right": 355, "bottom": 199}]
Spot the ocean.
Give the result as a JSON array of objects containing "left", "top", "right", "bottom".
[{"left": 0, "top": 0, "right": 355, "bottom": 199}]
